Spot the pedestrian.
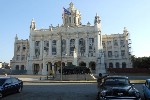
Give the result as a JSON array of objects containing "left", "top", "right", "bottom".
[{"left": 97, "top": 73, "right": 109, "bottom": 100}]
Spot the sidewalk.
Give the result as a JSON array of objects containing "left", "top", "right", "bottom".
[
  {"left": 18, "top": 76, "right": 146, "bottom": 84},
  {"left": 3, "top": 74, "right": 146, "bottom": 84}
]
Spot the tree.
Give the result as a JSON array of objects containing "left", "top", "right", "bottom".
[{"left": 131, "top": 55, "right": 150, "bottom": 68}]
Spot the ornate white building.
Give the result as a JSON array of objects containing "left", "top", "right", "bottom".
[{"left": 11, "top": 2, "right": 132, "bottom": 75}]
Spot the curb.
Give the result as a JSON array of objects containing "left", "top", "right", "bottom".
[
  {"left": 22, "top": 80, "right": 145, "bottom": 84},
  {"left": 23, "top": 80, "right": 96, "bottom": 83}
]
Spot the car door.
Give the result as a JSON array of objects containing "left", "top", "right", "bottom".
[
  {"left": 144, "top": 80, "right": 150, "bottom": 98},
  {"left": 3, "top": 79, "right": 12, "bottom": 94},
  {"left": 11, "top": 77, "right": 20, "bottom": 92}
]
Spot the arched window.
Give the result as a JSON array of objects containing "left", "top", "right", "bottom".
[
  {"left": 62, "top": 39, "right": 66, "bottom": 55},
  {"left": 89, "top": 38, "right": 95, "bottom": 57},
  {"left": 122, "top": 62, "right": 126, "bottom": 68},
  {"left": 116, "top": 62, "right": 120, "bottom": 68},
  {"left": 79, "top": 38, "right": 85, "bottom": 56},
  {"left": 109, "top": 62, "right": 113, "bottom": 68},
  {"left": 52, "top": 40, "right": 57, "bottom": 55},
  {"left": 70, "top": 39, "right": 75, "bottom": 56}
]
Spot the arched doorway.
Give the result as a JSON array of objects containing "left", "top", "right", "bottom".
[
  {"left": 16, "top": 65, "right": 19, "bottom": 70},
  {"left": 122, "top": 62, "right": 126, "bottom": 68},
  {"left": 54, "top": 61, "right": 65, "bottom": 74},
  {"left": 89, "top": 62, "right": 96, "bottom": 70},
  {"left": 33, "top": 64, "right": 40, "bottom": 75},
  {"left": 54, "top": 62, "right": 58, "bottom": 73},
  {"left": 21, "top": 65, "right": 25, "bottom": 70},
  {"left": 79, "top": 61, "right": 86, "bottom": 67},
  {"left": 116, "top": 62, "right": 120, "bottom": 68},
  {"left": 47, "top": 62, "right": 52, "bottom": 75},
  {"left": 109, "top": 62, "right": 113, "bottom": 68}
]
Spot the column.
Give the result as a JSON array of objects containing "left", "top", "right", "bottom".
[
  {"left": 42, "top": 63, "right": 47, "bottom": 75},
  {"left": 51, "top": 62, "right": 55, "bottom": 74},
  {"left": 85, "top": 37, "right": 88, "bottom": 57},
  {"left": 49, "top": 39, "right": 52, "bottom": 56},
  {"left": 38, "top": 63, "right": 42, "bottom": 75},
  {"left": 95, "top": 35, "right": 98, "bottom": 57},
  {"left": 40, "top": 38, "right": 43, "bottom": 59},
  {"left": 75, "top": 36, "right": 79, "bottom": 56},
  {"left": 30, "top": 37, "right": 34, "bottom": 59},
  {"left": 66, "top": 38, "right": 70, "bottom": 56},
  {"left": 57, "top": 38, "right": 61, "bottom": 56},
  {"left": 20, "top": 42, "right": 22, "bottom": 61}
]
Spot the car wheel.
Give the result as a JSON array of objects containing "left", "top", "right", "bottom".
[
  {"left": 18, "top": 87, "right": 22, "bottom": 93},
  {"left": 0, "top": 92, "right": 3, "bottom": 98}
]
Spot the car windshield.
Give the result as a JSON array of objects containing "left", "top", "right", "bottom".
[
  {"left": 0, "top": 79, "right": 6, "bottom": 86},
  {"left": 104, "top": 78, "right": 129, "bottom": 86}
]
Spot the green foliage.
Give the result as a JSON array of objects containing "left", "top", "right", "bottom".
[{"left": 131, "top": 55, "right": 150, "bottom": 68}]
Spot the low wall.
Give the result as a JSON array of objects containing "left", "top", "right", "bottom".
[{"left": 107, "top": 68, "right": 150, "bottom": 73}]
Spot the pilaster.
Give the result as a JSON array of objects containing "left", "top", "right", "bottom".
[
  {"left": 85, "top": 36, "right": 89, "bottom": 57},
  {"left": 49, "top": 38, "right": 52, "bottom": 56},
  {"left": 66, "top": 38, "right": 70, "bottom": 56},
  {"left": 57, "top": 38, "right": 61, "bottom": 56},
  {"left": 40, "top": 37, "right": 43, "bottom": 59}
]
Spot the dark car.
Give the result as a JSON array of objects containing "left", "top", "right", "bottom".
[
  {"left": 143, "top": 79, "right": 150, "bottom": 99},
  {"left": 0, "top": 77, "right": 23, "bottom": 98},
  {"left": 97, "top": 76, "right": 141, "bottom": 100}
]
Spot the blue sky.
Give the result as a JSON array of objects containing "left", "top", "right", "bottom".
[{"left": 0, "top": 0, "right": 150, "bottom": 63}]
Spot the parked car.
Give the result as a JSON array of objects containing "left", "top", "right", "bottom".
[
  {"left": 97, "top": 76, "right": 141, "bottom": 100},
  {"left": 0, "top": 77, "right": 23, "bottom": 98},
  {"left": 143, "top": 79, "right": 150, "bottom": 99}
]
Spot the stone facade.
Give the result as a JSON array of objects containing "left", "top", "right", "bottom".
[
  {"left": 11, "top": 2, "right": 132, "bottom": 75},
  {"left": 11, "top": 35, "right": 29, "bottom": 71}
]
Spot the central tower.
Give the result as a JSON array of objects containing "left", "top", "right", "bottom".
[{"left": 62, "top": 2, "right": 81, "bottom": 27}]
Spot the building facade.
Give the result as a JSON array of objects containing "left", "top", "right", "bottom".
[{"left": 11, "top": 2, "right": 132, "bottom": 75}]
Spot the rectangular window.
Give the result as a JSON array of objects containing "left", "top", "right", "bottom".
[
  {"left": 102, "top": 41, "right": 106, "bottom": 48},
  {"left": 21, "top": 55, "right": 25, "bottom": 61},
  {"left": 69, "top": 17, "right": 71, "bottom": 23},
  {"left": 107, "top": 41, "right": 111, "bottom": 45},
  {"left": 120, "top": 40, "right": 125, "bottom": 47},
  {"left": 22, "top": 45, "right": 26, "bottom": 51},
  {"left": 108, "top": 51, "right": 112, "bottom": 57},
  {"left": 16, "top": 55, "right": 20, "bottom": 61},
  {"left": 17, "top": 45, "right": 20, "bottom": 51},
  {"left": 121, "top": 50, "right": 125, "bottom": 57},
  {"left": 114, "top": 40, "right": 118, "bottom": 46},
  {"left": 103, "top": 51, "right": 106, "bottom": 57},
  {"left": 89, "top": 38, "right": 95, "bottom": 57},
  {"left": 35, "top": 41, "right": 40, "bottom": 47},
  {"left": 114, "top": 51, "right": 119, "bottom": 57},
  {"left": 52, "top": 47, "right": 56, "bottom": 55}
]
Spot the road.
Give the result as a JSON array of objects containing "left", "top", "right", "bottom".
[{"left": 2, "top": 83, "right": 144, "bottom": 100}]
